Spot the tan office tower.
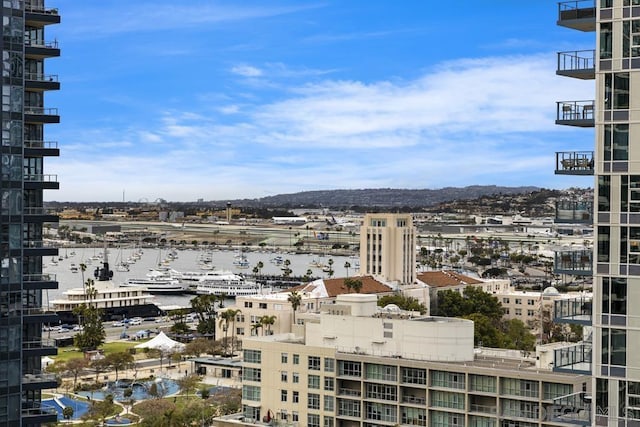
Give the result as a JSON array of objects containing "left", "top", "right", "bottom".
[{"left": 359, "top": 213, "right": 415, "bottom": 286}]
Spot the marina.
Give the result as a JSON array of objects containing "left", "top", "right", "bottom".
[{"left": 44, "top": 246, "right": 356, "bottom": 310}]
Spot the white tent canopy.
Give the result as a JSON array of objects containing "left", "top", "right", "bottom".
[{"left": 134, "top": 331, "right": 185, "bottom": 352}]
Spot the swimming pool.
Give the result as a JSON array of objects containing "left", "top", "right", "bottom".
[
  {"left": 77, "top": 378, "right": 180, "bottom": 402},
  {"left": 41, "top": 396, "right": 91, "bottom": 421}
]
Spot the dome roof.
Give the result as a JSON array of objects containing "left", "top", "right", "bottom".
[
  {"left": 542, "top": 286, "right": 560, "bottom": 296},
  {"left": 382, "top": 304, "right": 401, "bottom": 312}
]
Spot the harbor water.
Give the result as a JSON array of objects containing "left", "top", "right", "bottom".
[{"left": 44, "top": 247, "right": 357, "bottom": 309}]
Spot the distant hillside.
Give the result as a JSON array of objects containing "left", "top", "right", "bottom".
[{"left": 228, "top": 186, "right": 541, "bottom": 209}]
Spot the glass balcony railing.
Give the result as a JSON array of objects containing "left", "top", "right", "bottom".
[
  {"left": 25, "top": 140, "right": 58, "bottom": 149},
  {"left": 24, "top": 38, "right": 58, "bottom": 49},
  {"left": 553, "top": 342, "right": 592, "bottom": 374},
  {"left": 557, "top": 0, "right": 596, "bottom": 32},
  {"left": 555, "top": 200, "right": 593, "bottom": 224},
  {"left": 557, "top": 50, "right": 595, "bottom": 79},
  {"left": 554, "top": 296, "right": 592, "bottom": 325},
  {"left": 24, "top": 106, "right": 59, "bottom": 116},
  {"left": 555, "top": 101, "right": 595, "bottom": 127},
  {"left": 549, "top": 391, "right": 591, "bottom": 426},
  {"left": 24, "top": 173, "right": 58, "bottom": 183},
  {"left": 555, "top": 151, "right": 594, "bottom": 175},
  {"left": 554, "top": 250, "right": 593, "bottom": 276},
  {"left": 25, "top": 72, "right": 58, "bottom": 82}
]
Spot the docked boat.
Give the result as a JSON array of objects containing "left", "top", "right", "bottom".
[
  {"left": 122, "top": 269, "right": 189, "bottom": 294},
  {"left": 50, "top": 252, "right": 162, "bottom": 324},
  {"left": 195, "top": 272, "right": 272, "bottom": 297}
]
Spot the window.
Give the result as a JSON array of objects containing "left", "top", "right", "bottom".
[
  {"left": 307, "top": 414, "right": 320, "bottom": 427},
  {"left": 527, "top": 299, "right": 535, "bottom": 306},
  {"left": 431, "top": 390, "right": 465, "bottom": 410},
  {"left": 292, "top": 391, "right": 299, "bottom": 403},
  {"left": 500, "top": 378, "right": 539, "bottom": 398},
  {"left": 543, "top": 382, "right": 573, "bottom": 400},
  {"left": 527, "top": 310, "right": 535, "bottom": 316},
  {"left": 308, "top": 374, "right": 320, "bottom": 389},
  {"left": 604, "top": 73, "right": 629, "bottom": 110},
  {"left": 293, "top": 354, "right": 299, "bottom": 365},
  {"left": 365, "top": 363, "right": 397, "bottom": 381},
  {"left": 281, "top": 371, "right": 288, "bottom": 382},
  {"left": 308, "top": 393, "right": 320, "bottom": 410},
  {"left": 242, "top": 385, "right": 261, "bottom": 401},
  {"left": 323, "top": 416, "right": 334, "bottom": 427},
  {"left": 366, "top": 383, "right": 397, "bottom": 401},
  {"left": 243, "top": 349, "right": 261, "bottom": 364},
  {"left": 338, "top": 360, "right": 361, "bottom": 377},
  {"left": 402, "top": 367, "right": 426, "bottom": 385},
  {"left": 324, "top": 377, "right": 334, "bottom": 391},
  {"left": 600, "top": 22, "right": 612, "bottom": 59},
  {"left": 292, "top": 411, "right": 298, "bottom": 422},
  {"left": 470, "top": 374, "right": 496, "bottom": 393},
  {"left": 604, "top": 124, "right": 629, "bottom": 161},
  {"left": 602, "top": 328, "right": 627, "bottom": 366},
  {"left": 431, "top": 370, "right": 465, "bottom": 389},
  {"left": 502, "top": 298, "right": 509, "bottom": 304},
  {"left": 599, "top": 226, "right": 610, "bottom": 263},
  {"left": 623, "top": 19, "right": 640, "bottom": 57},
  {"left": 515, "top": 308, "right": 522, "bottom": 316},
  {"left": 324, "top": 357, "right": 335, "bottom": 372},
  {"left": 242, "top": 367, "right": 261, "bottom": 382},
  {"left": 259, "top": 303, "right": 267, "bottom": 309},
  {"left": 324, "top": 395, "right": 334, "bottom": 411},
  {"left": 292, "top": 372, "right": 299, "bottom": 383},
  {"left": 515, "top": 298, "right": 522, "bottom": 305},
  {"left": 244, "top": 301, "right": 253, "bottom": 308},
  {"left": 308, "top": 356, "right": 321, "bottom": 370},
  {"left": 280, "top": 390, "right": 287, "bottom": 402},
  {"left": 281, "top": 353, "right": 288, "bottom": 364},
  {"left": 602, "top": 277, "right": 627, "bottom": 315}
]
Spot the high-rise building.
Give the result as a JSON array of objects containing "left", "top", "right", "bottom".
[
  {"left": 359, "top": 213, "right": 416, "bottom": 286},
  {"left": 555, "top": 1, "right": 640, "bottom": 424},
  {"left": 1, "top": 1, "right": 60, "bottom": 425}
]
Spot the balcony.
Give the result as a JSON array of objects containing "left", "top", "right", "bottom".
[
  {"left": 557, "top": 50, "right": 595, "bottom": 79},
  {"left": 21, "top": 403, "right": 58, "bottom": 425},
  {"left": 469, "top": 404, "right": 497, "bottom": 415},
  {"left": 554, "top": 296, "right": 592, "bottom": 325},
  {"left": 338, "top": 387, "right": 362, "bottom": 397},
  {"left": 23, "top": 206, "right": 58, "bottom": 223},
  {"left": 553, "top": 343, "right": 592, "bottom": 375},
  {"left": 22, "top": 306, "right": 58, "bottom": 324},
  {"left": 557, "top": 0, "right": 596, "bottom": 32},
  {"left": 24, "top": 139, "right": 59, "bottom": 156},
  {"left": 555, "top": 200, "right": 593, "bottom": 224},
  {"left": 24, "top": 106, "right": 60, "bottom": 123},
  {"left": 22, "top": 370, "right": 58, "bottom": 391},
  {"left": 25, "top": 72, "right": 60, "bottom": 91},
  {"left": 554, "top": 250, "right": 592, "bottom": 276},
  {"left": 549, "top": 392, "right": 591, "bottom": 426},
  {"left": 23, "top": 272, "right": 57, "bottom": 290},
  {"left": 24, "top": 173, "right": 59, "bottom": 190},
  {"left": 555, "top": 101, "right": 595, "bottom": 127},
  {"left": 25, "top": 2, "right": 61, "bottom": 26},
  {"left": 555, "top": 151, "right": 594, "bottom": 175},
  {"left": 23, "top": 338, "right": 57, "bottom": 357},
  {"left": 25, "top": 38, "right": 60, "bottom": 59}
]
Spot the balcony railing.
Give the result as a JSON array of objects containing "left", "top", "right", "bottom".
[
  {"left": 24, "top": 273, "right": 56, "bottom": 283},
  {"left": 554, "top": 296, "right": 592, "bottom": 325},
  {"left": 557, "top": 0, "right": 596, "bottom": 32},
  {"left": 555, "top": 151, "right": 594, "bottom": 175},
  {"left": 550, "top": 392, "right": 591, "bottom": 426},
  {"left": 25, "top": 140, "right": 58, "bottom": 149},
  {"left": 553, "top": 343, "right": 592, "bottom": 374},
  {"left": 23, "top": 338, "right": 56, "bottom": 350},
  {"left": 555, "top": 101, "right": 595, "bottom": 127},
  {"left": 555, "top": 200, "right": 593, "bottom": 224},
  {"left": 557, "top": 50, "right": 595, "bottom": 79},
  {"left": 469, "top": 404, "right": 497, "bottom": 414},
  {"left": 24, "top": 38, "right": 59, "bottom": 49},
  {"left": 24, "top": 106, "right": 59, "bottom": 116},
  {"left": 23, "top": 370, "right": 56, "bottom": 384},
  {"left": 338, "top": 388, "right": 361, "bottom": 397},
  {"left": 402, "top": 395, "right": 426, "bottom": 405},
  {"left": 25, "top": 2, "right": 60, "bottom": 15},
  {"left": 24, "top": 173, "right": 58, "bottom": 183},
  {"left": 25, "top": 72, "right": 58, "bottom": 82},
  {"left": 554, "top": 250, "right": 592, "bottom": 276}
]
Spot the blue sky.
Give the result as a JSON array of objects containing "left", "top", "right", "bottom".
[{"left": 47, "top": 1, "right": 594, "bottom": 202}]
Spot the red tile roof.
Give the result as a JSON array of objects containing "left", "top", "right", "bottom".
[
  {"left": 283, "top": 276, "right": 392, "bottom": 297},
  {"left": 416, "top": 271, "right": 483, "bottom": 288}
]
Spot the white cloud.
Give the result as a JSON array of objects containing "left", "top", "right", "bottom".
[{"left": 231, "top": 65, "right": 264, "bottom": 77}]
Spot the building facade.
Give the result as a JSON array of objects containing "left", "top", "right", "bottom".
[
  {"left": 359, "top": 213, "right": 416, "bottom": 286},
  {"left": 1, "top": 1, "right": 60, "bottom": 425},
  {"left": 225, "top": 295, "right": 590, "bottom": 427}
]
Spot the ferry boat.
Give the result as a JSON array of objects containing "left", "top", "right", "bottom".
[
  {"left": 50, "top": 252, "right": 162, "bottom": 324},
  {"left": 195, "top": 272, "right": 272, "bottom": 297},
  {"left": 121, "top": 269, "right": 189, "bottom": 294}
]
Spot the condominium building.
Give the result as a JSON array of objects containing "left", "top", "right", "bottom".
[
  {"left": 217, "top": 294, "right": 590, "bottom": 427},
  {"left": 0, "top": 1, "right": 61, "bottom": 425},
  {"left": 554, "top": 0, "right": 640, "bottom": 424},
  {"left": 359, "top": 213, "right": 416, "bottom": 286}
]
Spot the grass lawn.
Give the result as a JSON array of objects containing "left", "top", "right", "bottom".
[{"left": 52, "top": 340, "right": 148, "bottom": 363}]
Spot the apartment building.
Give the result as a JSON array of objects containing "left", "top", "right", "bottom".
[
  {"left": 359, "top": 213, "right": 416, "bottom": 286},
  {"left": 215, "top": 294, "right": 590, "bottom": 427},
  {"left": 554, "top": 1, "right": 640, "bottom": 424},
  {"left": 0, "top": 1, "right": 61, "bottom": 425}
]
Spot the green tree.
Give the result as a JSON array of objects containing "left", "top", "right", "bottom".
[
  {"left": 219, "top": 309, "right": 241, "bottom": 356},
  {"left": 287, "top": 290, "right": 302, "bottom": 326},
  {"left": 503, "top": 318, "right": 536, "bottom": 351},
  {"left": 464, "top": 313, "right": 506, "bottom": 348},
  {"left": 62, "top": 405, "right": 74, "bottom": 422},
  {"left": 436, "top": 287, "right": 503, "bottom": 323},
  {"left": 260, "top": 315, "right": 277, "bottom": 336},
  {"left": 344, "top": 277, "right": 363, "bottom": 293},
  {"left": 104, "top": 351, "right": 134, "bottom": 381},
  {"left": 344, "top": 261, "right": 351, "bottom": 277},
  {"left": 65, "top": 358, "right": 89, "bottom": 391},
  {"left": 177, "top": 373, "right": 201, "bottom": 398},
  {"left": 191, "top": 294, "right": 224, "bottom": 338},
  {"left": 377, "top": 294, "right": 427, "bottom": 314}
]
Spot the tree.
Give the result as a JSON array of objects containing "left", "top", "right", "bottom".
[
  {"left": 86, "top": 393, "right": 116, "bottom": 425},
  {"left": 257, "top": 261, "right": 264, "bottom": 276},
  {"left": 191, "top": 294, "right": 223, "bottom": 338},
  {"left": 65, "top": 358, "right": 89, "bottom": 391},
  {"left": 185, "top": 338, "right": 218, "bottom": 358},
  {"left": 73, "top": 280, "right": 106, "bottom": 351},
  {"left": 62, "top": 405, "right": 74, "bottom": 422},
  {"left": 287, "top": 290, "right": 302, "bottom": 326},
  {"left": 259, "top": 315, "right": 276, "bottom": 336},
  {"left": 436, "top": 287, "right": 503, "bottom": 323},
  {"left": 89, "top": 357, "right": 110, "bottom": 383},
  {"left": 344, "top": 261, "right": 351, "bottom": 277},
  {"left": 104, "top": 351, "right": 134, "bottom": 381},
  {"left": 219, "top": 309, "right": 241, "bottom": 356},
  {"left": 177, "top": 373, "right": 201, "bottom": 398},
  {"left": 377, "top": 294, "right": 427, "bottom": 314},
  {"left": 327, "top": 258, "right": 334, "bottom": 278},
  {"left": 123, "top": 387, "right": 135, "bottom": 415},
  {"left": 344, "top": 277, "right": 363, "bottom": 293}
]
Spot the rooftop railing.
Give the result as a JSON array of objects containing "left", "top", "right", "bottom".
[
  {"left": 554, "top": 296, "right": 592, "bottom": 325},
  {"left": 554, "top": 250, "right": 593, "bottom": 276},
  {"left": 553, "top": 342, "right": 592, "bottom": 374}
]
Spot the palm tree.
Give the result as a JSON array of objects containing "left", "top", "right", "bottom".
[
  {"left": 79, "top": 263, "right": 87, "bottom": 295},
  {"left": 327, "top": 258, "right": 334, "bottom": 278},
  {"left": 344, "top": 261, "right": 351, "bottom": 277},
  {"left": 251, "top": 322, "right": 262, "bottom": 336},
  {"left": 219, "top": 309, "right": 241, "bottom": 355},
  {"left": 257, "top": 261, "right": 264, "bottom": 276},
  {"left": 260, "top": 315, "right": 276, "bottom": 336},
  {"left": 287, "top": 291, "right": 302, "bottom": 326}
]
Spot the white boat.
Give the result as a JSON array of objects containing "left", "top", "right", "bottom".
[
  {"left": 195, "top": 272, "right": 271, "bottom": 297},
  {"left": 122, "top": 269, "right": 188, "bottom": 294},
  {"left": 69, "top": 264, "right": 79, "bottom": 273}
]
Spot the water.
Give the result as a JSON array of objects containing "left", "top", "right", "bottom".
[
  {"left": 45, "top": 247, "right": 357, "bottom": 309},
  {"left": 76, "top": 378, "right": 180, "bottom": 402},
  {"left": 42, "top": 396, "right": 91, "bottom": 421}
]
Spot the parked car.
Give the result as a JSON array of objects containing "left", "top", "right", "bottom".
[
  {"left": 72, "top": 325, "right": 84, "bottom": 331},
  {"left": 112, "top": 321, "right": 125, "bottom": 327}
]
